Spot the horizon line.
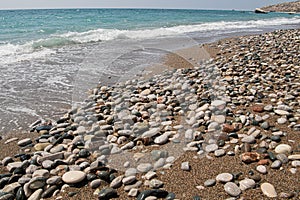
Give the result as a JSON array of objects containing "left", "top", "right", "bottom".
[{"left": 0, "top": 7, "right": 252, "bottom": 12}]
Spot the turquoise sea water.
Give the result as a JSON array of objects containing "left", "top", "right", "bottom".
[{"left": 0, "top": 9, "right": 299, "bottom": 133}]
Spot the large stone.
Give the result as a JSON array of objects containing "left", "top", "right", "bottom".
[
  {"left": 274, "top": 144, "right": 292, "bottom": 154},
  {"left": 28, "top": 189, "right": 43, "bottom": 200},
  {"left": 261, "top": 183, "right": 277, "bottom": 198},
  {"left": 62, "top": 171, "right": 86, "bottom": 184},
  {"left": 2, "top": 182, "right": 21, "bottom": 193},
  {"left": 110, "top": 175, "right": 124, "bottom": 188}
]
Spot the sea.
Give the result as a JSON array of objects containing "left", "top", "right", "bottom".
[{"left": 0, "top": 8, "right": 300, "bottom": 134}]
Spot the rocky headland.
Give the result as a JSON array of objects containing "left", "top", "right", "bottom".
[
  {"left": 0, "top": 29, "right": 299, "bottom": 200},
  {"left": 261, "top": 0, "right": 300, "bottom": 13}
]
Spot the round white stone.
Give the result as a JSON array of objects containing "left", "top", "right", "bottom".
[{"left": 62, "top": 171, "right": 86, "bottom": 184}]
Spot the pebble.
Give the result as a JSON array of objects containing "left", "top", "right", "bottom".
[
  {"left": 291, "top": 160, "right": 300, "bottom": 167},
  {"left": 205, "top": 144, "right": 218, "bottom": 153},
  {"left": 261, "top": 182, "right": 277, "bottom": 198},
  {"left": 241, "top": 135, "right": 255, "bottom": 143},
  {"left": 149, "top": 179, "right": 164, "bottom": 188},
  {"left": 216, "top": 173, "right": 233, "bottom": 183},
  {"left": 122, "top": 176, "right": 136, "bottom": 185},
  {"left": 274, "top": 110, "right": 289, "bottom": 115},
  {"left": 110, "top": 175, "right": 124, "bottom": 188},
  {"left": 239, "top": 178, "right": 256, "bottom": 191},
  {"left": 256, "top": 165, "right": 267, "bottom": 174},
  {"left": 137, "top": 163, "right": 153, "bottom": 173},
  {"left": 288, "top": 154, "right": 300, "bottom": 160},
  {"left": 28, "top": 188, "right": 43, "bottom": 200},
  {"left": 181, "top": 161, "right": 190, "bottom": 171},
  {"left": 271, "top": 160, "right": 282, "bottom": 169},
  {"left": 214, "top": 149, "right": 226, "bottom": 157},
  {"left": 17, "top": 138, "right": 32, "bottom": 147},
  {"left": 98, "top": 188, "right": 117, "bottom": 199},
  {"left": 128, "top": 188, "right": 139, "bottom": 197},
  {"left": 62, "top": 171, "right": 86, "bottom": 184},
  {"left": 90, "top": 179, "right": 101, "bottom": 189},
  {"left": 224, "top": 182, "right": 241, "bottom": 197},
  {"left": 204, "top": 179, "right": 216, "bottom": 187},
  {"left": 275, "top": 144, "right": 292, "bottom": 154}
]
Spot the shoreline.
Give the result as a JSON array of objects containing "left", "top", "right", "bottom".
[{"left": 0, "top": 28, "right": 299, "bottom": 199}]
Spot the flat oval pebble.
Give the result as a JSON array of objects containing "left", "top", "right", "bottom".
[
  {"left": 274, "top": 110, "right": 289, "bottom": 115},
  {"left": 224, "top": 182, "right": 241, "bottom": 197},
  {"left": 17, "top": 138, "right": 32, "bottom": 147},
  {"left": 239, "top": 178, "right": 256, "bottom": 191},
  {"left": 275, "top": 144, "right": 292, "bottom": 154},
  {"left": 256, "top": 165, "right": 267, "bottom": 174},
  {"left": 137, "top": 163, "right": 153, "bottom": 173},
  {"left": 62, "top": 171, "right": 86, "bottom": 184},
  {"left": 261, "top": 183, "right": 277, "bottom": 198},
  {"left": 216, "top": 173, "right": 233, "bottom": 183},
  {"left": 204, "top": 179, "right": 216, "bottom": 187},
  {"left": 288, "top": 154, "right": 300, "bottom": 160}
]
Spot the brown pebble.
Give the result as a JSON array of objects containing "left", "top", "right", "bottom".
[
  {"left": 223, "top": 124, "right": 235, "bottom": 133},
  {"left": 252, "top": 105, "right": 264, "bottom": 113},
  {"left": 257, "top": 159, "right": 269, "bottom": 165},
  {"left": 241, "top": 152, "right": 260, "bottom": 164}
]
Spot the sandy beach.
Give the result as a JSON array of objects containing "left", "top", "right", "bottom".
[{"left": 0, "top": 28, "right": 299, "bottom": 200}]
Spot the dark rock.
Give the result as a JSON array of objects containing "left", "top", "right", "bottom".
[
  {"left": 268, "top": 152, "right": 276, "bottom": 161},
  {"left": 87, "top": 173, "right": 97, "bottom": 181},
  {"left": 68, "top": 192, "right": 77, "bottom": 197},
  {"left": 36, "top": 125, "right": 52, "bottom": 132},
  {"left": 0, "top": 192, "right": 15, "bottom": 200},
  {"left": 41, "top": 185, "right": 58, "bottom": 198},
  {"left": 270, "top": 135, "right": 281, "bottom": 142},
  {"left": 166, "top": 192, "right": 176, "bottom": 200},
  {"left": 98, "top": 171, "right": 110, "bottom": 182},
  {"left": 193, "top": 196, "right": 201, "bottom": 200},
  {"left": 98, "top": 188, "right": 118, "bottom": 199},
  {"left": 137, "top": 189, "right": 169, "bottom": 200},
  {"left": 16, "top": 187, "right": 26, "bottom": 200},
  {"left": 78, "top": 149, "right": 90, "bottom": 158},
  {"left": 0, "top": 177, "right": 10, "bottom": 189}
]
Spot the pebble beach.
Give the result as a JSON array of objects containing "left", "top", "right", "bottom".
[{"left": 0, "top": 28, "right": 299, "bottom": 200}]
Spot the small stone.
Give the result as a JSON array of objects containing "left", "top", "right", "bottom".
[
  {"left": 224, "top": 182, "right": 241, "bottom": 197},
  {"left": 261, "top": 182, "right": 277, "bottom": 198},
  {"left": 122, "top": 176, "right": 136, "bottom": 185},
  {"left": 277, "top": 118, "right": 287, "bottom": 124},
  {"left": 2, "top": 182, "right": 21, "bottom": 193},
  {"left": 110, "top": 175, "right": 124, "bottom": 188},
  {"left": 62, "top": 171, "right": 86, "bottom": 184},
  {"left": 241, "top": 152, "right": 260, "bottom": 163},
  {"left": 125, "top": 168, "right": 137, "bottom": 177},
  {"left": 128, "top": 188, "right": 139, "bottom": 197},
  {"left": 276, "top": 154, "right": 289, "bottom": 164},
  {"left": 214, "top": 149, "right": 226, "bottom": 157},
  {"left": 288, "top": 154, "right": 300, "bottom": 160},
  {"left": 181, "top": 162, "right": 190, "bottom": 171},
  {"left": 239, "top": 178, "right": 256, "bottom": 191},
  {"left": 137, "top": 163, "right": 153, "bottom": 173},
  {"left": 271, "top": 160, "right": 282, "bottom": 169},
  {"left": 274, "top": 110, "right": 289, "bottom": 115},
  {"left": 204, "top": 179, "right": 216, "bottom": 187},
  {"left": 291, "top": 160, "right": 300, "bottom": 167},
  {"left": 28, "top": 189, "right": 43, "bottom": 200},
  {"left": 29, "top": 177, "right": 46, "bottom": 190},
  {"left": 279, "top": 192, "right": 295, "bottom": 199},
  {"left": 46, "top": 176, "right": 62, "bottom": 185},
  {"left": 216, "top": 173, "right": 233, "bottom": 183},
  {"left": 144, "top": 171, "right": 156, "bottom": 180},
  {"left": 17, "top": 138, "right": 32, "bottom": 147},
  {"left": 149, "top": 179, "right": 164, "bottom": 188},
  {"left": 252, "top": 105, "right": 264, "bottom": 112},
  {"left": 205, "top": 144, "right": 218, "bottom": 153},
  {"left": 136, "top": 189, "right": 168, "bottom": 200},
  {"left": 32, "top": 169, "right": 50, "bottom": 178},
  {"left": 241, "top": 135, "right": 255, "bottom": 143},
  {"left": 256, "top": 165, "right": 267, "bottom": 174},
  {"left": 90, "top": 179, "right": 101, "bottom": 189},
  {"left": 98, "top": 188, "right": 117, "bottom": 199},
  {"left": 6, "top": 162, "right": 22, "bottom": 172},
  {"left": 34, "top": 143, "right": 51, "bottom": 151}
]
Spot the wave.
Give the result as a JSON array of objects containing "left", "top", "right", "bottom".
[{"left": 1, "top": 16, "right": 299, "bottom": 64}]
